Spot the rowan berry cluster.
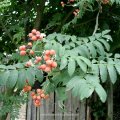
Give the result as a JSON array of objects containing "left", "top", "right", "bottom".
[
  {"left": 60, "top": 0, "right": 80, "bottom": 16},
  {"left": 19, "top": 29, "right": 57, "bottom": 107},
  {"left": 19, "top": 42, "right": 34, "bottom": 56},
  {"left": 37, "top": 50, "right": 57, "bottom": 72},
  {"left": 31, "top": 89, "right": 49, "bottom": 107},
  {"left": 28, "top": 29, "right": 45, "bottom": 41},
  {"left": 61, "top": 0, "right": 75, "bottom": 6},
  {"left": 73, "top": 9, "right": 80, "bottom": 16},
  {"left": 102, "top": 0, "right": 109, "bottom": 4},
  {"left": 19, "top": 29, "right": 57, "bottom": 73}
]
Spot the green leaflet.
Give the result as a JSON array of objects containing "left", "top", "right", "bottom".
[
  {"left": 0, "top": 70, "right": 10, "bottom": 86},
  {"left": 17, "top": 69, "right": 27, "bottom": 89},
  {"left": 107, "top": 63, "right": 117, "bottom": 84},
  {"left": 26, "top": 67, "right": 35, "bottom": 86},
  {"left": 68, "top": 58, "right": 76, "bottom": 76},
  {"left": 67, "top": 74, "right": 107, "bottom": 102},
  {"left": 60, "top": 56, "right": 68, "bottom": 70},
  {"left": 6, "top": 70, "right": 18, "bottom": 88},
  {"left": 76, "top": 58, "right": 87, "bottom": 72},
  {"left": 102, "top": 30, "right": 111, "bottom": 36},
  {"left": 93, "top": 41, "right": 105, "bottom": 56},
  {"left": 78, "top": 56, "right": 92, "bottom": 67},
  {"left": 95, "top": 84, "right": 107, "bottom": 103},
  {"left": 98, "top": 39, "right": 110, "bottom": 51},
  {"left": 35, "top": 68, "right": 43, "bottom": 82},
  {"left": 86, "top": 43, "right": 97, "bottom": 58},
  {"left": 55, "top": 87, "right": 67, "bottom": 101},
  {"left": 99, "top": 62, "right": 108, "bottom": 83}
]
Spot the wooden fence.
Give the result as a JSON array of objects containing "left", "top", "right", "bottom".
[
  {"left": 0, "top": 86, "right": 90, "bottom": 120},
  {"left": 26, "top": 92, "right": 88, "bottom": 120}
]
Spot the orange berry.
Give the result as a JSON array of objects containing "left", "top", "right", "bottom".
[
  {"left": 28, "top": 42, "right": 32, "bottom": 47},
  {"left": 19, "top": 45, "right": 26, "bottom": 51},
  {"left": 45, "top": 50, "right": 50, "bottom": 55},
  {"left": 31, "top": 36, "right": 37, "bottom": 41},
  {"left": 20, "top": 50, "right": 26, "bottom": 56},
  {"left": 31, "top": 92, "right": 35, "bottom": 97},
  {"left": 50, "top": 50, "right": 56, "bottom": 55},
  {"left": 32, "top": 95, "right": 37, "bottom": 100},
  {"left": 37, "top": 96, "right": 41, "bottom": 100},
  {"left": 38, "top": 64, "right": 46, "bottom": 70},
  {"left": 35, "top": 99, "right": 40, "bottom": 104},
  {"left": 32, "top": 29, "right": 37, "bottom": 34},
  {"left": 29, "top": 50, "right": 34, "bottom": 55},
  {"left": 46, "top": 60, "right": 53, "bottom": 65},
  {"left": 25, "top": 61, "right": 32, "bottom": 67},
  {"left": 36, "top": 31, "right": 40, "bottom": 35},
  {"left": 37, "top": 89, "right": 42, "bottom": 93},
  {"left": 34, "top": 101, "right": 41, "bottom": 107},
  {"left": 28, "top": 33, "right": 33, "bottom": 38},
  {"left": 34, "top": 60, "right": 39, "bottom": 64},
  {"left": 27, "top": 86, "right": 32, "bottom": 91},
  {"left": 44, "top": 55, "right": 50, "bottom": 61},
  {"left": 36, "top": 56, "right": 42, "bottom": 62},
  {"left": 44, "top": 66, "right": 51, "bottom": 72},
  {"left": 41, "top": 93, "right": 45, "bottom": 98},
  {"left": 51, "top": 61, "right": 57, "bottom": 68}
]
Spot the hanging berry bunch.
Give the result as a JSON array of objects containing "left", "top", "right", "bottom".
[
  {"left": 60, "top": 0, "right": 80, "bottom": 17},
  {"left": 19, "top": 29, "right": 57, "bottom": 107},
  {"left": 101, "top": 0, "right": 109, "bottom": 4},
  {"left": 31, "top": 89, "right": 49, "bottom": 107}
]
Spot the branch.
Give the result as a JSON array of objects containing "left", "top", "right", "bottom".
[
  {"left": 54, "top": 8, "right": 75, "bottom": 32},
  {"left": 92, "top": 11, "right": 100, "bottom": 36}
]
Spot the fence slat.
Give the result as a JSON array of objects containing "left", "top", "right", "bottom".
[
  {"left": 71, "top": 96, "right": 80, "bottom": 120},
  {"left": 55, "top": 95, "right": 63, "bottom": 120},
  {"left": 79, "top": 100, "right": 86, "bottom": 120},
  {"left": 63, "top": 92, "right": 72, "bottom": 120},
  {"left": 27, "top": 94, "right": 32, "bottom": 120},
  {"left": 31, "top": 100, "right": 37, "bottom": 120},
  {"left": 45, "top": 92, "right": 55, "bottom": 120},
  {"left": 36, "top": 107, "right": 40, "bottom": 120}
]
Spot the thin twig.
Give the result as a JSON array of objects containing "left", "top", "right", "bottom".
[{"left": 92, "top": 11, "right": 100, "bottom": 36}]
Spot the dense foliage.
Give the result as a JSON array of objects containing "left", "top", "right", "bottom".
[{"left": 0, "top": 0, "right": 120, "bottom": 119}]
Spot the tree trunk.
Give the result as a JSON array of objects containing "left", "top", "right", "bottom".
[
  {"left": 107, "top": 82, "right": 113, "bottom": 120},
  {"left": 34, "top": 0, "right": 46, "bottom": 29}
]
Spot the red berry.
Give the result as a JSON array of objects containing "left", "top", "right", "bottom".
[
  {"left": 41, "top": 93, "right": 45, "bottom": 98},
  {"left": 37, "top": 96, "right": 41, "bottom": 100},
  {"left": 28, "top": 33, "right": 33, "bottom": 38},
  {"left": 29, "top": 50, "right": 34, "bottom": 55},
  {"left": 46, "top": 60, "right": 53, "bottom": 65},
  {"left": 20, "top": 50, "right": 26, "bottom": 56},
  {"left": 28, "top": 42, "right": 32, "bottom": 47},
  {"left": 19, "top": 45, "right": 26, "bottom": 51},
  {"left": 31, "top": 92, "right": 35, "bottom": 97},
  {"left": 45, "top": 50, "right": 50, "bottom": 55},
  {"left": 25, "top": 61, "right": 32, "bottom": 67},
  {"left": 38, "top": 64, "right": 46, "bottom": 70},
  {"left": 44, "top": 55, "right": 50, "bottom": 61},
  {"left": 31, "top": 36, "right": 37, "bottom": 41},
  {"left": 36, "top": 56, "right": 42, "bottom": 61},
  {"left": 51, "top": 61, "right": 57, "bottom": 68},
  {"left": 44, "top": 66, "right": 51, "bottom": 72},
  {"left": 50, "top": 50, "right": 56, "bottom": 55},
  {"left": 32, "top": 29, "right": 37, "bottom": 34}
]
